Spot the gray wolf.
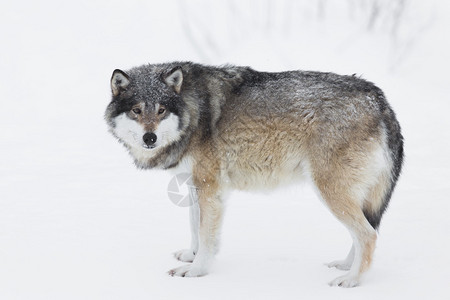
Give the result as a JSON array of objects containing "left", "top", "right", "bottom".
[{"left": 105, "top": 62, "right": 404, "bottom": 287}]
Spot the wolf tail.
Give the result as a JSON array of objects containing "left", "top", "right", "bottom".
[{"left": 363, "top": 95, "right": 404, "bottom": 231}]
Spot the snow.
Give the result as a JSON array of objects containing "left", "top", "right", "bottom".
[{"left": 1, "top": 0, "right": 450, "bottom": 299}]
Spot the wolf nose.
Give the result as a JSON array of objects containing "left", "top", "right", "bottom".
[{"left": 143, "top": 132, "right": 157, "bottom": 146}]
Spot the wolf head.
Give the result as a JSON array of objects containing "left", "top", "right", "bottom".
[{"left": 105, "top": 64, "right": 191, "bottom": 168}]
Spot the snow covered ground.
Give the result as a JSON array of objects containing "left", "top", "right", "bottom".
[{"left": 1, "top": 0, "right": 449, "bottom": 299}]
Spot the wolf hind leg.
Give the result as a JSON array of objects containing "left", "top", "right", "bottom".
[
  {"left": 327, "top": 244, "right": 354, "bottom": 271},
  {"left": 326, "top": 197, "right": 377, "bottom": 288},
  {"left": 314, "top": 173, "right": 377, "bottom": 288}
]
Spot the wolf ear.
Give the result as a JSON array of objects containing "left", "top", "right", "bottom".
[
  {"left": 164, "top": 66, "right": 183, "bottom": 94},
  {"left": 111, "top": 69, "right": 130, "bottom": 96}
]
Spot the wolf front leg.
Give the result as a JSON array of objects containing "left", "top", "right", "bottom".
[
  {"left": 173, "top": 187, "right": 199, "bottom": 263},
  {"left": 168, "top": 180, "right": 224, "bottom": 277}
]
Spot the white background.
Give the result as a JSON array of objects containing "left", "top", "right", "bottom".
[{"left": 1, "top": 0, "right": 449, "bottom": 299}]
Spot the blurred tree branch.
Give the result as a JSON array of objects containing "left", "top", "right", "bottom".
[{"left": 177, "top": 0, "right": 434, "bottom": 70}]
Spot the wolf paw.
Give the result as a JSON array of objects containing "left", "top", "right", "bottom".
[
  {"left": 326, "top": 260, "right": 352, "bottom": 271},
  {"left": 168, "top": 264, "right": 207, "bottom": 277},
  {"left": 173, "top": 249, "right": 196, "bottom": 262},
  {"left": 329, "top": 274, "right": 360, "bottom": 288}
]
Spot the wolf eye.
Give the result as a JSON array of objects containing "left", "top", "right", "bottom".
[
  {"left": 158, "top": 107, "right": 166, "bottom": 115},
  {"left": 132, "top": 108, "right": 141, "bottom": 114}
]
